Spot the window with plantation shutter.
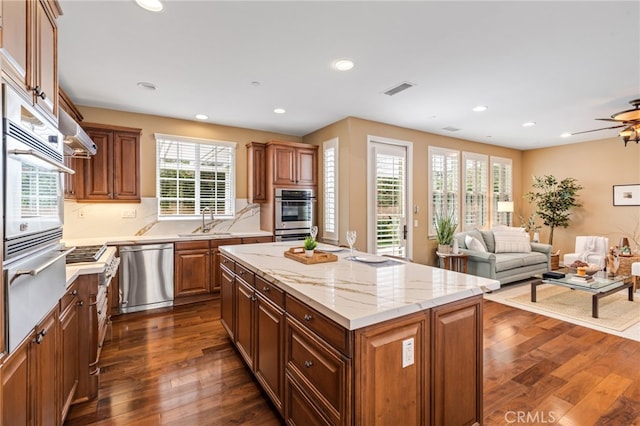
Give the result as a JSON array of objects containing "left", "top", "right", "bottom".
[
  {"left": 462, "top": 152, "right": 489, "bottom": 231},
  {"left": 323, "top": 138, "right": 338, "bottom": 242},
  {"left": 491, "top": 156, "right": 513, "bottom": 226},
  {"left": 428, "top": 146, "right": 459, "bottom": 236},
  {"left": 156, "top": 134, "right": 236, "bottom": 218}
]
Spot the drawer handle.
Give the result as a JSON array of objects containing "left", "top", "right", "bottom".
[
  {"left": 77, "top": 301, "right": 84, "bottom": 307},
  {"left": 304, "top": 360, "right": 313, "bottom": 368},
  {"left": 98, "top": 310, "right": 102, "bottom": 315},
  {"left": 304, "top": 314, "right": 313, "bottom": 322},
  {"left": 72, "top": 290, "right": 78, "bottom": 296},
  {"left": 251, "top": 296, "right": 257, "bottom": 302},
  {"left": 262, "top": 286, "right": 270, "bottom": 292}
]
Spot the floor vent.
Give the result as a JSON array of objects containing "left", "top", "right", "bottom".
[{"left": 383, "top": 82, "right": 415, "bottom": 96}]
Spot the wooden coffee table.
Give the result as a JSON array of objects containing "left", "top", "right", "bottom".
[{"left": 531, "top": 274, "right": 634, "bottom": 318}]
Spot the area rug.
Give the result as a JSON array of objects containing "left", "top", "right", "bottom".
[{"left": 505, "top": 285, "right": 640, "bottom": 332}]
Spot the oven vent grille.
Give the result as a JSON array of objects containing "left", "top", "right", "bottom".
[
  {"left": 4, "top": 119, "right": 63, "bottom": 163},
  {"left": 5, "top": 228, "right": 63, "bottom": 261}
]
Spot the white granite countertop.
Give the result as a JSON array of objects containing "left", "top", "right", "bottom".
[
  {"left": 62, "top": 230, "right": 273, "bottom": 247},
  {"left": 220, "top": 242, "right": 501, "bottom": 330}
]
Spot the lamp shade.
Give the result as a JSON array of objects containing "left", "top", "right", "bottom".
[{"left": 497, "top": 201, "right": 514, "bottom": 213}]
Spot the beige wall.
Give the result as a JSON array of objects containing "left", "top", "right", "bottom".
[
  {"left": 305, "top": 117, "right": 524, "bottom": 265},
  {"left": 77, "top": 106, "right": 302, "bottom": 198},
  {"left": 521, "top": 137, "right": 640, "bottom": 258}
]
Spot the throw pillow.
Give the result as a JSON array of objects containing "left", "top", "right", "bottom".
[
  {"left": 465, "top": 235, "right": 487, "bottom": 252},
  {"left": 493, "top": 227, "right": 531, "bottom": 253},
  {"left": 479, "top": 229, "right": 495, "bottom": 253},
  {"left": 465, "top": 229, "right": 487, "bottom": 251}
]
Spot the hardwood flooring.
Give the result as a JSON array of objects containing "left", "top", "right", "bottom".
[{"left": 65, "top": 298, "right": 640, "bottom": 425}]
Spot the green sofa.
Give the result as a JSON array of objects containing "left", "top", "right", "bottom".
[{"left": 453, "top": 229, "right": 552, "bottom": 285}]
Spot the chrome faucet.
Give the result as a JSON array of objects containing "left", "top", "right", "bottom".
[{"left": 201, "top": 207, "right": 213, "bottom": 232}]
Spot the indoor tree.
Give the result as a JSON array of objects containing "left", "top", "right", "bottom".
[{"left": 524, "top": 175, "right": 583, "bottom": 246}]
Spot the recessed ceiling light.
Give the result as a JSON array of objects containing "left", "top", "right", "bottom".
[
  {"left": 137, "top": 81, "right": 157, "bottom": 90},
  {"left": 273, "top": 108, "right": 286, "bottom": 114},
  {"left": 522, "top": 122, "right": 536, "bottom": 127},
  {"left": 195, "top": 114, "right": 208, "bottom": 120},
  {"left": 333, "top": 59, "right": 354, "bottom": 71},
  {"left": 560, "top": 132, "right": 572, "bottom": 138},
  {"left": 135, "top": 0, "right": 163, "bottom": 12},
  {"left": 472, "top": 105, "right": 488, "bottom": 112}
]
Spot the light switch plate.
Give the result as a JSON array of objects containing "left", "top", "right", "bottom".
[{"left": 402, "top": 338, "right": 414, "bottom": 368}]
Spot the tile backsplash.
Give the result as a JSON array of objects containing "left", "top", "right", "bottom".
[{"left": 63, "top": 198, "right": 262, "bottom": 239}]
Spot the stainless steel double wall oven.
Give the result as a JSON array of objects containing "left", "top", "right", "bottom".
[
  {"left": 274, "top": 188, "right": 316, "bottom": 241},
  {"left": 2, "top": 83, "right": 74, "bottom": 352}
]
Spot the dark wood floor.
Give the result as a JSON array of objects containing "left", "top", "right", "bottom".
[{"left": 66, "top": 298, "right": 640, "bottom": 425}]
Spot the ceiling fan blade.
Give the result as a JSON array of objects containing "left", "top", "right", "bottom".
[{"left": 571, "top": 124, "right": 625, "bottom": 135}]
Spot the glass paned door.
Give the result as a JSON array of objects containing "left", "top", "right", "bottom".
[{"left": 370, "top": 142, "right": 407, "bottom": 257}]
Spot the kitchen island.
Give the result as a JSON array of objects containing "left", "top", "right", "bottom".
[{"left": 219, "top": 242, "right": 500, "bottom": 425}]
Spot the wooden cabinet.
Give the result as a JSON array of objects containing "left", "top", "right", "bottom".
[
  {"left": 78, "top": 123, "right": 141, "bottom": 202},
  {"left": 247, "top": 142, "right": 267, "bottom": 203},
  {"left": 235, "top": 276, "right": 255, "bottom": 369},
  {"left": 219, "top": 256, "right": 235, "bottom": 339},
  {"left": 0, "top": 0, "right": 61, "bottom": 124},
  {"left": 63, "top": 155, "right": 78, "bottom": 199},
  {"left": 1, "top": 307, "right": 59, "bottom": 426},
  {"left": 431, "top": 296, "right": 483, "bottom": 426},
  {"left": 174, "top": 240, "right": 211, "bottom": 299},
  {"left": 59, "top": 280, "right": 79, "bottom": 423}
]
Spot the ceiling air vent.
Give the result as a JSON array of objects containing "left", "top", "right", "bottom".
[
  {"left": 383, "top": 81, "right": 415, "bottom": 96},
  {"left": 442, "top": 126, "right": 461, "bottom": 132}
]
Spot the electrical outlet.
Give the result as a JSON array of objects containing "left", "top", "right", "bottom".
[
  {"left": 122, "top": 209, "right": 137, "bottom": 219},
  {"left": 402, "top": 338, "right": 414, "bottom": 368}
]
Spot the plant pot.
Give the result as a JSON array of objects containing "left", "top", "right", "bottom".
[
  {"left": 437, "top": 244, "right": 451, "bottom": 254},
  {"left": 533, "top": 231, "right": 540, "bottom": 243},
  {"left": 305, "top": 249, "right": 314, "bottom": 258},
  {"left": 550, "top": 252, "right": 559, "bottom": 270}
]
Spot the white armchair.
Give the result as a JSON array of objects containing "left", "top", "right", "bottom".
[{"left": 563, "top": 236, "right": 609, "bottom": 269}]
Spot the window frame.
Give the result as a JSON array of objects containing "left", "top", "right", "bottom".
[
  {"left": 490, "top": 156, "right": 513, "bottom": 227},
  {"left": 462, "top": 151, "right": 489, "bottom": 231},
  {"left": 155, "top": 133, "right": 237, "bottom": 220},
  {"left": 428, "top": 146, "right": 460, "bottom": 237},
  {"left": 322, "top": 137, "right": 339, "bottom": 243}
]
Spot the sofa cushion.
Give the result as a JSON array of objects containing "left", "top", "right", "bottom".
[
  {"left": 464, "top": 229, "right": 487, "bottom": 251},
  {"left": 494, "top": 253, "right": 526, "bottom": 272},
  {"left": 493, "top": 227, "right": 531, "bottom": 253},
  {"left": 465, "top": 235, "right": 487, "bottom": 252},
  {"left": 479, "top": 229, "right": 495, "bottom": 253}
]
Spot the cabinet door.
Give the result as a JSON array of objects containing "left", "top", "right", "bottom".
[
  {"left": 33, "top": 308, "right": 59, "bottom": 426},
  {"left": 220, "top": 264, "right": 235, "bottom": 339},
  {"left": 211, "top": 248, "right": 221, "bottom": 293},
  {"left": 33, "top": 0, "right": 58, "bottom": 122},
  {"left": 254, "top": 295, "right": 284, "bottom": 413},
  {"left": 1, "top": 333, "right": 30, "bottom": 426},
  {"left": 235, "top": 278, "right": 255, "bottom": 369},
  {"left": 63, "top": 155, "right": 78, "bottom": 199},
  {"left": 0, "top": 0, "right": 29, "bottom": 93},
  {"left": 60, "top": 297, "right": 79, "bottom": 422},
  {"left": 272, "top": 145, "right": 296, "bottom": 185},
  {"left": 296, "top": 147, "right": 317, "bottom": 186},
  {"left": 174, "top": 249, "right": 211, "bottom": 298},
  {"left": 432, "top": 296, "right": 482, "bottom": 426},
  {"left": 247, "top": 142, "right": 267, "bottom": 203},
  {"left": 83, "top": 129, "right": 114, "bottom": 200},
  {"left": 113, "top": 132, "right": 140, "bottom": 201}
]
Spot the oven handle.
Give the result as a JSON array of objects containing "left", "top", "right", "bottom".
[
  {"left": 11, "top": 247, "right": 76, "bottom": 283},
  {"left": 8, "top": 149, "right": 76, "bottom": 174}
]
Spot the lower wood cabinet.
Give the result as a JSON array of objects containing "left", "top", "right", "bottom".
[
  {"left": 174, "top": 240, "right": 211, "bottom": 300},
  {"left": 1, "top": 330, "right": 30, "bottom": 425},
  {"left": 219, "top": 253, "right": 483, "bottom": 425},
  {"left": 59, "top": 280, "right": 80, "bottom": 422}
]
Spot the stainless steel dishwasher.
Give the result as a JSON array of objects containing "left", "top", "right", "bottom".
[{"left": 119, "top": 243, "right": 174, "bottom": 313}]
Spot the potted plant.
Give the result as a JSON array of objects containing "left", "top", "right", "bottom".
[
  {"left": 519, "top": 212, "right": 542, "bottom": 242},
  {"left": 303, "top": 236, "right": 317, "bottom": 257},
  {"left": 524, "top": 175, "right": 582, "bottom": 268},
  {"left": 434, "top": 209, "right": 458, "bottom": 253}
]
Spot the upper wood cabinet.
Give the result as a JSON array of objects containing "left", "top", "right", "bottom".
[
  {"left": 77, "top": 123, "right": 141, "bottom": 202},
  {"left": 0, "top": 0, "right": 62, "bottom": 124},
  {"left": 247, "top": 140, "right": 318, "bottom": 203}
]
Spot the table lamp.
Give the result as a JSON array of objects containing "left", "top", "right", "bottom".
[{"left": 497, "top": 201, "right": 514, "bottom": 226}]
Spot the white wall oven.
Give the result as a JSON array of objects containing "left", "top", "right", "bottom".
[
  {"left": 3, "top": 83, "right": 73, "bottom": 261},
  {"left": 274, "top": 188, "right": 316, "bottom": 241}
]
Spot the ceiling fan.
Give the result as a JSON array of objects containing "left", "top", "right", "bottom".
[{"left": 571, "top": 98, "right": 640, "bottom": 146}]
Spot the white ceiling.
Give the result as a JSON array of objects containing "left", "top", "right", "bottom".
[{"left": 57, "top": 1, "right": 640, "bottom": 150}]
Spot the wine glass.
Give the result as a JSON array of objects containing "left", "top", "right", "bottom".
[
  {"left": 309, "top": 225, "right": 318, "bottom": 241},
  {"left": 346, "top": 230, "right": 357, "bottom": 259}
]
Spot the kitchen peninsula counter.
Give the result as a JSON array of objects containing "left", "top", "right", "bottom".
[{"left": 219, "top": 241, "right": 499, "bottom": 425}]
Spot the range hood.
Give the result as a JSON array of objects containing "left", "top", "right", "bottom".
[{"left": 58, "top": 108, "right": 97, "bottom": 157}]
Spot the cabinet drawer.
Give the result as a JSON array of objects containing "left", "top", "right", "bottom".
[
  {"left": 211, "top": 237, "right": 242, "bottom": 248},
  {"left": 175, "top": 240, "right": 209, "bottom": 251},
  {"left": 285, "top": 372, "right": 332, "bottom": 426},
  {"left": 235, "top": 263, "right": 255, "bottom": 286},
  {"left": 60, "top": 280, "right": 79, "bottom": 313},
  {"left": 286, "top": 295, "right": 352, "bottom": 356},
  {"left": 241, "top": 236, "right": 274, "bottom": 244},
  {"left": 256, "top": 276, "right": 284, "bottom": 309},
  {"left": 220, "top": 255, "right": 235, "bottom": 272},
  {"left": 286, "top": 319, "right": 350, "bottom": 424}
]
